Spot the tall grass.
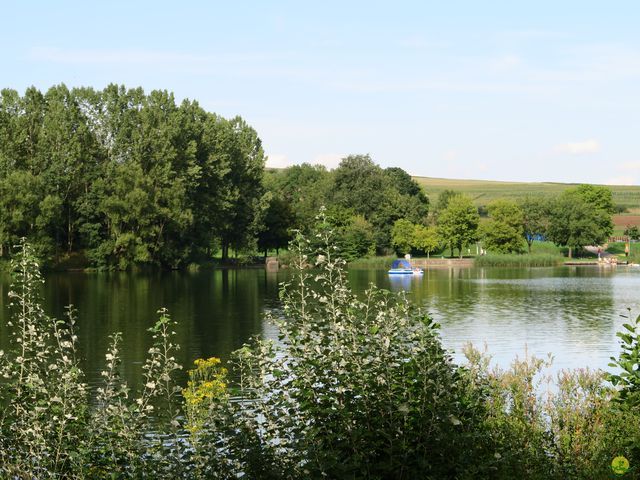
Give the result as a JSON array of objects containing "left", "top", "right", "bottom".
[
  {"left": 529, "top": 241, "right": 564, "bottom": 255},
  {"left": 347, "top": 255, "right": 397, "bottom": 269},
  {"left": 475, "top": 253, "right": 564, "bottom": 267}
]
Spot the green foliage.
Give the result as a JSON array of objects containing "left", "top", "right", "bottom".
[
  {"left": 210, "top": 217, "right": 492, "bottom": 479},
  {"left": 347, "top": 254, "right": 397, "bottom": 269},
  {"left": 519, "top": 196, "right": 550, "bottom": 253},
  {"left": 331, "top": 155, "right": 429, "bottom": 251},
  {"left": 437, "top": 195, "right": 479, "bottom": 258},
  {"left": 336, "top": 214, "right": 376, "bottom": 260},
  {"left": 465, "top": 345, "right": 640, "bottom": 479},
  {"left": 480, "top": 199, "right": 525, "bottom": 254},
  {"left": 474, "top": 253, "right": 564, "bottom": 267},
  {"left": 3, "top": 237, "right": 640, "bottom": 478},
  {"left": 435, "top": 189, "right": 461, "bottom": 213},
  {"left": 625, "top": 225, "right": 640, "bottom": 241},
  {"left": 0, "top": 239, "right": 88, "bottom": 475},
  {"left": 0, "top": 85, "right": 265, "bottom": 269},
  {"left": 391, "top": 218, "right": 415, "bottom": 254},
  {"left": 413, "top": 224, "right": 441, "bottom": 257},
  {"left": 414, "top": 175, "right": 640, "bottom": 212},
  {"left": 391, "top": 219, "right": 442, "bottom": 257},
  {"left": 0, "top": 239, "right": 186, "bottom": 477},
  {"left": 548, "top": 188, "right": 612, "bottom": 258},
  {"left": 264, "top": 157, "right": 430, "bottom": 255},
  {"left": 608, "top": 310, "right": 640, "bottom": 409},
  {"left": 264, "top": 163, "right": 333, "bottom": 230},
  {"left": 257, "top": 193, "right": 295, "bottom": 255}
]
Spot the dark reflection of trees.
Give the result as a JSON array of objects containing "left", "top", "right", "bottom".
[{"left": 0, "top": 270, "right": 280, "bottom": 392}]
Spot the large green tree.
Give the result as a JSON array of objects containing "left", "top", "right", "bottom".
[
  {"left": 391, "top": 219, "right": 416, "bottom": 255},
  {"left": 437, "top": 195, "right": 479, "bottom": 258},
  {"left": 519, "top": 197, "right": 550, "bottom": 253},
  {"left": 480, "top": 200, "right": 524, "bottom": 254},
  {"left": 547, "top": 190, "right": 609, "bottom": 258},
  {"left": 413, "top": 225, "right": 441, "bottom": 258},
  {"left": 265, "top": 163, "right": 333, "bottom": 231},
  {"left": 572, "top": 184, "right": 614, "bottom": 239},
  {"left": 331, "top": 155, "right": 429, "bottom": 252},
  {"left": 257, "top": 194, "right": 295, "bottom": 256}
]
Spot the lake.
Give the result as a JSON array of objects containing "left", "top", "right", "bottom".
[{"left": 1, "top": 265, "right": 638, "bottom": 389}]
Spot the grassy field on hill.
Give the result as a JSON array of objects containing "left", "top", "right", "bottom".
[{"left": 413, "top": 176, "right": 640, "bottom": 211}]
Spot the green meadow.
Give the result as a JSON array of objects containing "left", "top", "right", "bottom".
[{"left": 414, "top": 176, "right": 640, "bottom": 212}]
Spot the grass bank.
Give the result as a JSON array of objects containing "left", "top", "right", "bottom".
[
  {"left": 474, "top": 241, "right": 564, "bottom": 267},
  {"left": 347, "top": 255, "right": 397, "bottom": 269},
  {"left": 475, "top": 252, "right": 564, "bottom": 267}
]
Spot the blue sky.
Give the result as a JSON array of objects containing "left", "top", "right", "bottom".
[{"left": 2, "top": 1, "right": 640, "bottom": 184}]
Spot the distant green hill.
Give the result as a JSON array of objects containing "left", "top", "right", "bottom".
[{"left": 413, "top": 176, "right": 640, "bottom": 212}]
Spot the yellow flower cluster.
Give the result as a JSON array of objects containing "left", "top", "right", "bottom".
[
  {"left": 193, "top": 357, "right": 221, "bottom": 368},
  {"left": 183, "top": 357, "right": 228, "bottom": 433}
]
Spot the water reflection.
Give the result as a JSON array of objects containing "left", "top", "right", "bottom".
[
  {"left": 1, "top": 266, "right": 639, "bottom": 390},
  {"left": 348, "top": 267, "right": 636, "bottom": 374}
]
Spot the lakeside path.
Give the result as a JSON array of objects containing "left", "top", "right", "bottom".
[{"left": 584, "top": 245, "right": 616, "bottom": 259}]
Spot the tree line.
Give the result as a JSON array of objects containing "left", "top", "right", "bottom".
[
  {"left": 389, "top": 184, "right": 615, "bottom": 259},
  {"left": 261, "top": 155, "right": 429, "bottom": 260},
  {"left": 0, "top": 85, "right": 265, "bottom": 268},
  {"left": 0, "top": 84, "right": 615, "bottom": 268}
]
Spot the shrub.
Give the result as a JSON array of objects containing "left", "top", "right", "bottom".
[
  {"left": 200, "top": 213, "right": 495, "bottom": 479},
  {"left": 1, "top": 232, "right": 639, "bottom": 479},
  {"left": 0, "top": 239, "right": 185, "bottom": 478},
  {"left": 465, "top": 344, "right": 640, "bottom": 479}
]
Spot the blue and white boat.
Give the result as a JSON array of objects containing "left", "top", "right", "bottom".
[{"left": 388, "top": 259, "right": 423, "bottom": 275}]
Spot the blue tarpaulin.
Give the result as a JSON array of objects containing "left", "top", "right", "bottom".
[{"left": 390, "top": 259, "right": 411, "bottom": 269}]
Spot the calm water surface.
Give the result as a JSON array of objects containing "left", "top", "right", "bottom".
[{"left": 1, "top": 266, "right": 638, "bottom": 389}]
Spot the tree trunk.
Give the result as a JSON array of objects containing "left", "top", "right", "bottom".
[
  {"left": 527, "top": 241, "right": 532, "bottom": 254},
  {"left": 67, "top": 207, "right": 73, "bottom": 253},
  {"left": 221, "top": 241, "right": 229, "bottom": 260},
  {"left": 568, "top": 246, "right": 573, "bottom": 259}
]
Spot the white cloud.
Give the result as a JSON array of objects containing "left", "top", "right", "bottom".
[
  {"left": 312, "top": 154, "right": 344, "bottom": 169},
  {"left": 604, "top": 176, "right": 636, "bottom": 186},
  {"left": 556, "top": 139, "right": 600, "bottom": 155},
  {"left": 265, "top": 154, "right": 292, "bottom": 169}
]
